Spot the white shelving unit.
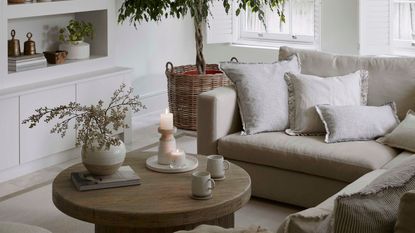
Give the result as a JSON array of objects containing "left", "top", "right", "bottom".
[
  {"left": 0, "top": 0, "right": 134, "bottom": 181},
  {"left": 1, "top": 0, "right": 116, "bottom": 88}
]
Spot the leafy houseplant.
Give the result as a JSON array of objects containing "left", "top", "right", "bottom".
[
  {"left": 59, "top": 19, "right": 94, "bottom": 44},
  {"left": 22, "top": 84, "right": 146, "bottom": 175},
  {"left": 118, "top": 0, "right": 286, "bottom": 74},
  {"left": 58, "top": 19, "right": 94, "bottom": 60}
]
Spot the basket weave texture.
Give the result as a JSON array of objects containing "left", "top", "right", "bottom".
[{"left": 166, "top": 62, "right": 231, "bottom": 131}]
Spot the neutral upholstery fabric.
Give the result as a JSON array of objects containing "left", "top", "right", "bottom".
[
  {"left": 220, "top": 56, "right": 301, "bottom": 134},
  {"left": 230, "top": 159, "right": 348, "bottom": 208},
  {"left": 382, "top": 151, "right": 414, "bottom": 169},
  {"left": 316, "top": 103, "right": 400, "bottom": 143},
  {"left": 277, "top": 169, "right": 387, "bottom": 233},
  {"left": 197, "top": 86, "right": 241, "bottom": 155},
  {"left": 331, "top": 156, "right": 415, "bottom": 233},
  {"left": 218, "top": 132, "right": 397, "bottom": 183},
  {"left": 0, "top": 222, "right": 52, "bottom": 233},
  {"left": 279, "top": 46, "right": 415, "bottom": 119},
  {"left": 394, "top": 190, "right": 415, "bottom": 233},
  {"left": 175, "top": 224, "right": 273, "bottom": 233},
  {"left": 285, "top": 71, "right": 367, "bottom": 135},
  {"left": 378, "top": 110, "right": 415, "bottom": 152}
]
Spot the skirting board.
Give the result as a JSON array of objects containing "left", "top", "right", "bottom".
[{"left": 0, "top": 147, "right": 80, "bottom": 183}]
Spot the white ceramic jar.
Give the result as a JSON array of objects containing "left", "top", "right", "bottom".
[
  {"left": 81, "top": 140, "right": 126, "bottom": 176},
  {"left": 59, "top": 41, "right": 90, "bottom": 60}
]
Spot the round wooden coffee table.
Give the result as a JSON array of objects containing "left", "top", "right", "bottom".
[{"left": 52, "top": 151, "right": 251, "bottom": 233}]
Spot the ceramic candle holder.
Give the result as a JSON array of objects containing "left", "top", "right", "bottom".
[{"left": 158, "top": 127, "right": 177, "bottom": 165}]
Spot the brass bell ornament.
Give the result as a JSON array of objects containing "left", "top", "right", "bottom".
[
  {"left": 24, "top": 32, "right": 36, "bottom": 56},
  {"left": 8, "top": 30, "right": 21, "bottom": 57}
]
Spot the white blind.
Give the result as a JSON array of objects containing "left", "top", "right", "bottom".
[
  {"left": 206, "top": 1, "right": 233, "bottom": 44},
  {"left": 359, "top": 0, "right": 391, "bottom": 55},
  {"left": 314, "top": 0, "right": 322, "bottom": 49}
]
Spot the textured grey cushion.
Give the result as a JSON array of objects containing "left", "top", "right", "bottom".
[
  {"left": 330, "top": 156, "right": 415, "bottom": 233},
  {"left": 220, "top": 56, "right": 301, "bottom": 135},
  {"left": 316, "top": 103, "right": 400, "bottom": 143},
  {"left": 218, "top": 132, "right": 397, "bottom": 183},
  {"left": 284, "top": 71, "right": 369, "bottom": 135},
  {"left": 377, "top": 110, "right": 415, "bottom": 153},
  {"left": 395, "top": 190, "right": 415, "bottom": 233},
  {"left": 278, "top": 46, "right": 415, "bottom": 119}
]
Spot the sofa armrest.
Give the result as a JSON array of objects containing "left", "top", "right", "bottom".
[
  {"left": 395, "top": 190, "right": 415, "bottom": 233},
  {"left": 197, "top": 86, "right": 241, "bottom": 155}
]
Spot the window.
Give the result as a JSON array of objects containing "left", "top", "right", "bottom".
[
  {"left": 392, "top": 0, "right": 415, "bottom": 49},
  {"left": 237, "top": 0, "right": 318, "bottom": 47}
]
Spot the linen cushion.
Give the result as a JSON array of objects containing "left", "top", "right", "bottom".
[
  {"left": 279, "top": 46, "right": 415, "bottom": 119},
  {"left": 394, "top": 190, "right": 415, "bottom": 233},
  {"left": 330, "top": 156, "right": 415, "bottom": 233},
  {"left": 377, "top": 110, "right": 415, "bottom": 152},
  {"left": 285, "top": 71, "right": 368, "bottom": 135},
  {"left": 277, "top": 169, "right": 387, "bottom": 233},
  {"left": 316, "top": 103, "right": 400, "bottom": 143},
  {"left": 219, "top": 55, "right": 301, "bottom": 135},
  {"left": 218, "top": 132, "right": 397, "bottom": 183}
]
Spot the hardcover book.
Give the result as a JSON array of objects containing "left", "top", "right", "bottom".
[{"left": 71, "top": 166, "right": 141, "bottom": 191}]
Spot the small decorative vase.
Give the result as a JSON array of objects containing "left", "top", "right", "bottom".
[
  {"left": 81, "top": 140, "right": 126, "bottom": 176},
  {"left": 59, "top": 40, "right": 90, "bottom": 60}
]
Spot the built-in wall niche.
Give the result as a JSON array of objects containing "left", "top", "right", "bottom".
[{"left": 7, "top": 9, "right": 108, "bottom": 61}]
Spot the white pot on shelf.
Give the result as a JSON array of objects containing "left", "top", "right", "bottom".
[
  {"left": 59, "top": 40, "right": 90, "bottom": 60},
  {"left": 81, "top": 139, "right": 126, "bottom": 176}
]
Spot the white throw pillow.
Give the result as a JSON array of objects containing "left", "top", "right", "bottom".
[
  {"left": 377, "top": 110, "right": 415, "bottom": 152},
  {"left": 284, "top": 70, "right": 369, "bottom": 135},
  {"left": 316, "top": 103, "right": 400, "bottom": 143},
  {"left": 220, "top": 55, "right": 301, "bottom": 135}
]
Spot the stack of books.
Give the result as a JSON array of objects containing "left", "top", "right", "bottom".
[
  {"left": 8, "top": 54, "right": 47, "bottom": 72},
  {"left": 71, "top": 166, "right": 141, "bottom": 191}
]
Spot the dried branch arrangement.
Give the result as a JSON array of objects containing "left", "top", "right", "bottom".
[{"left": 22, "top": 83, "right": 146, "bottom": 150}]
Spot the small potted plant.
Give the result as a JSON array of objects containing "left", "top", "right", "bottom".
[
  {"left": 59, "top": 19, "right": 94, "bottom": 60},
  {"left": 22, "top": 84, "right": 146, "bottom": 176}
]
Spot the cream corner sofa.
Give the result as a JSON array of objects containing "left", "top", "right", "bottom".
[{"left": 197, "top": 46, "right": 415, "bottom": 209}]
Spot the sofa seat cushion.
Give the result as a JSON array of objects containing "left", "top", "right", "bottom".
[{"left": 218, "top": 132, "right": 398, "bottom": 182}]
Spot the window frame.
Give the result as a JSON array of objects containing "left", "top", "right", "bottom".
[
  {"left": 233, "top": 0, "right": 319, "bottom": 48},
  {"left": 390, "top": 0, "right": 415, "bottom": 53}
]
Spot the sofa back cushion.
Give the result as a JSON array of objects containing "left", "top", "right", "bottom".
[{"left": 279, "top": 46, "right": 415, "bottom": 119}]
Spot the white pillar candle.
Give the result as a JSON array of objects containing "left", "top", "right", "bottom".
[
  {"left": 160, "top": 108, "right": 173, "bottom": 130},
  {"left": 170, "top": 149, "right": 186, "bottom": 167}
]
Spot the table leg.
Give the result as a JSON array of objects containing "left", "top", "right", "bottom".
[{"left": 95, "top": 213, "right": 234, "bottom": 233}]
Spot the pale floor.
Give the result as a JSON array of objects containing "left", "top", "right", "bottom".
[{"left": 0, "top": 114, "right": 301, "bottom": 232}]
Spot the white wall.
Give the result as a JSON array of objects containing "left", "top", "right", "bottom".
[{"left": 115, "top": 2, "right": 195, "bottom": 116}]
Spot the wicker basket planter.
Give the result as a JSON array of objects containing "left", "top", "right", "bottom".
[{"left": 166, "top": 62, "right": 231, "bottom": 131}]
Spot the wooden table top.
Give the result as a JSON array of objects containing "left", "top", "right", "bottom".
[{"left": 52, "top": 151, "right": 251, "bottom": 228}]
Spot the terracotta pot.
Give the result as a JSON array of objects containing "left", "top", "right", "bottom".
[{"left": 81, "top": 140, "right": 126, "bottom": 176}]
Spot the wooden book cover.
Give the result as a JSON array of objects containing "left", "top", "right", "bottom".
[{"left": 71, "top": 166, "right": 141, "bottom": 191}]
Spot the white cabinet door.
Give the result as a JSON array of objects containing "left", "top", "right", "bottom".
[
  {"left": 0, "top": 97, "right": 19, "bottom": 171},
  {"left": 20, "top": 85, "right": 76, "bottom": 163},
  {"left": 77, "top": 75, "right": 127, "bottom": 135}
]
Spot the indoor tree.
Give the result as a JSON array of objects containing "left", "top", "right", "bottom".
[{"left": 118, "top": 0, "right": 286, "bottom": 74}]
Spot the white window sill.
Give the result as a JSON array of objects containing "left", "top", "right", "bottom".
[{"left": 230, "top": 39, "right": 319, "bottom": 51}]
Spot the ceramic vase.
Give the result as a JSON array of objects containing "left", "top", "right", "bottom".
[
  {"left": 59, "top": 40, "right": 90, "bottom": 60},
  {"left": 81, "top": 140, "right": 126, "bottom": 176}
]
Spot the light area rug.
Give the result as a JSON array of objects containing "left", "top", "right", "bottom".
[{"left": 0, "top": 134, "right": 300, "bottom": 233}]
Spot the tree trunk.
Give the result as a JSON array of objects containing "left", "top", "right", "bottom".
[{"left": 194, "top": 18, "right": 206, "bottom": 75}]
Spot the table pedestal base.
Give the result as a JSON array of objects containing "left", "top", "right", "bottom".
[{"left": 95, "top": 213, "right": 234, "bottom": 233}]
